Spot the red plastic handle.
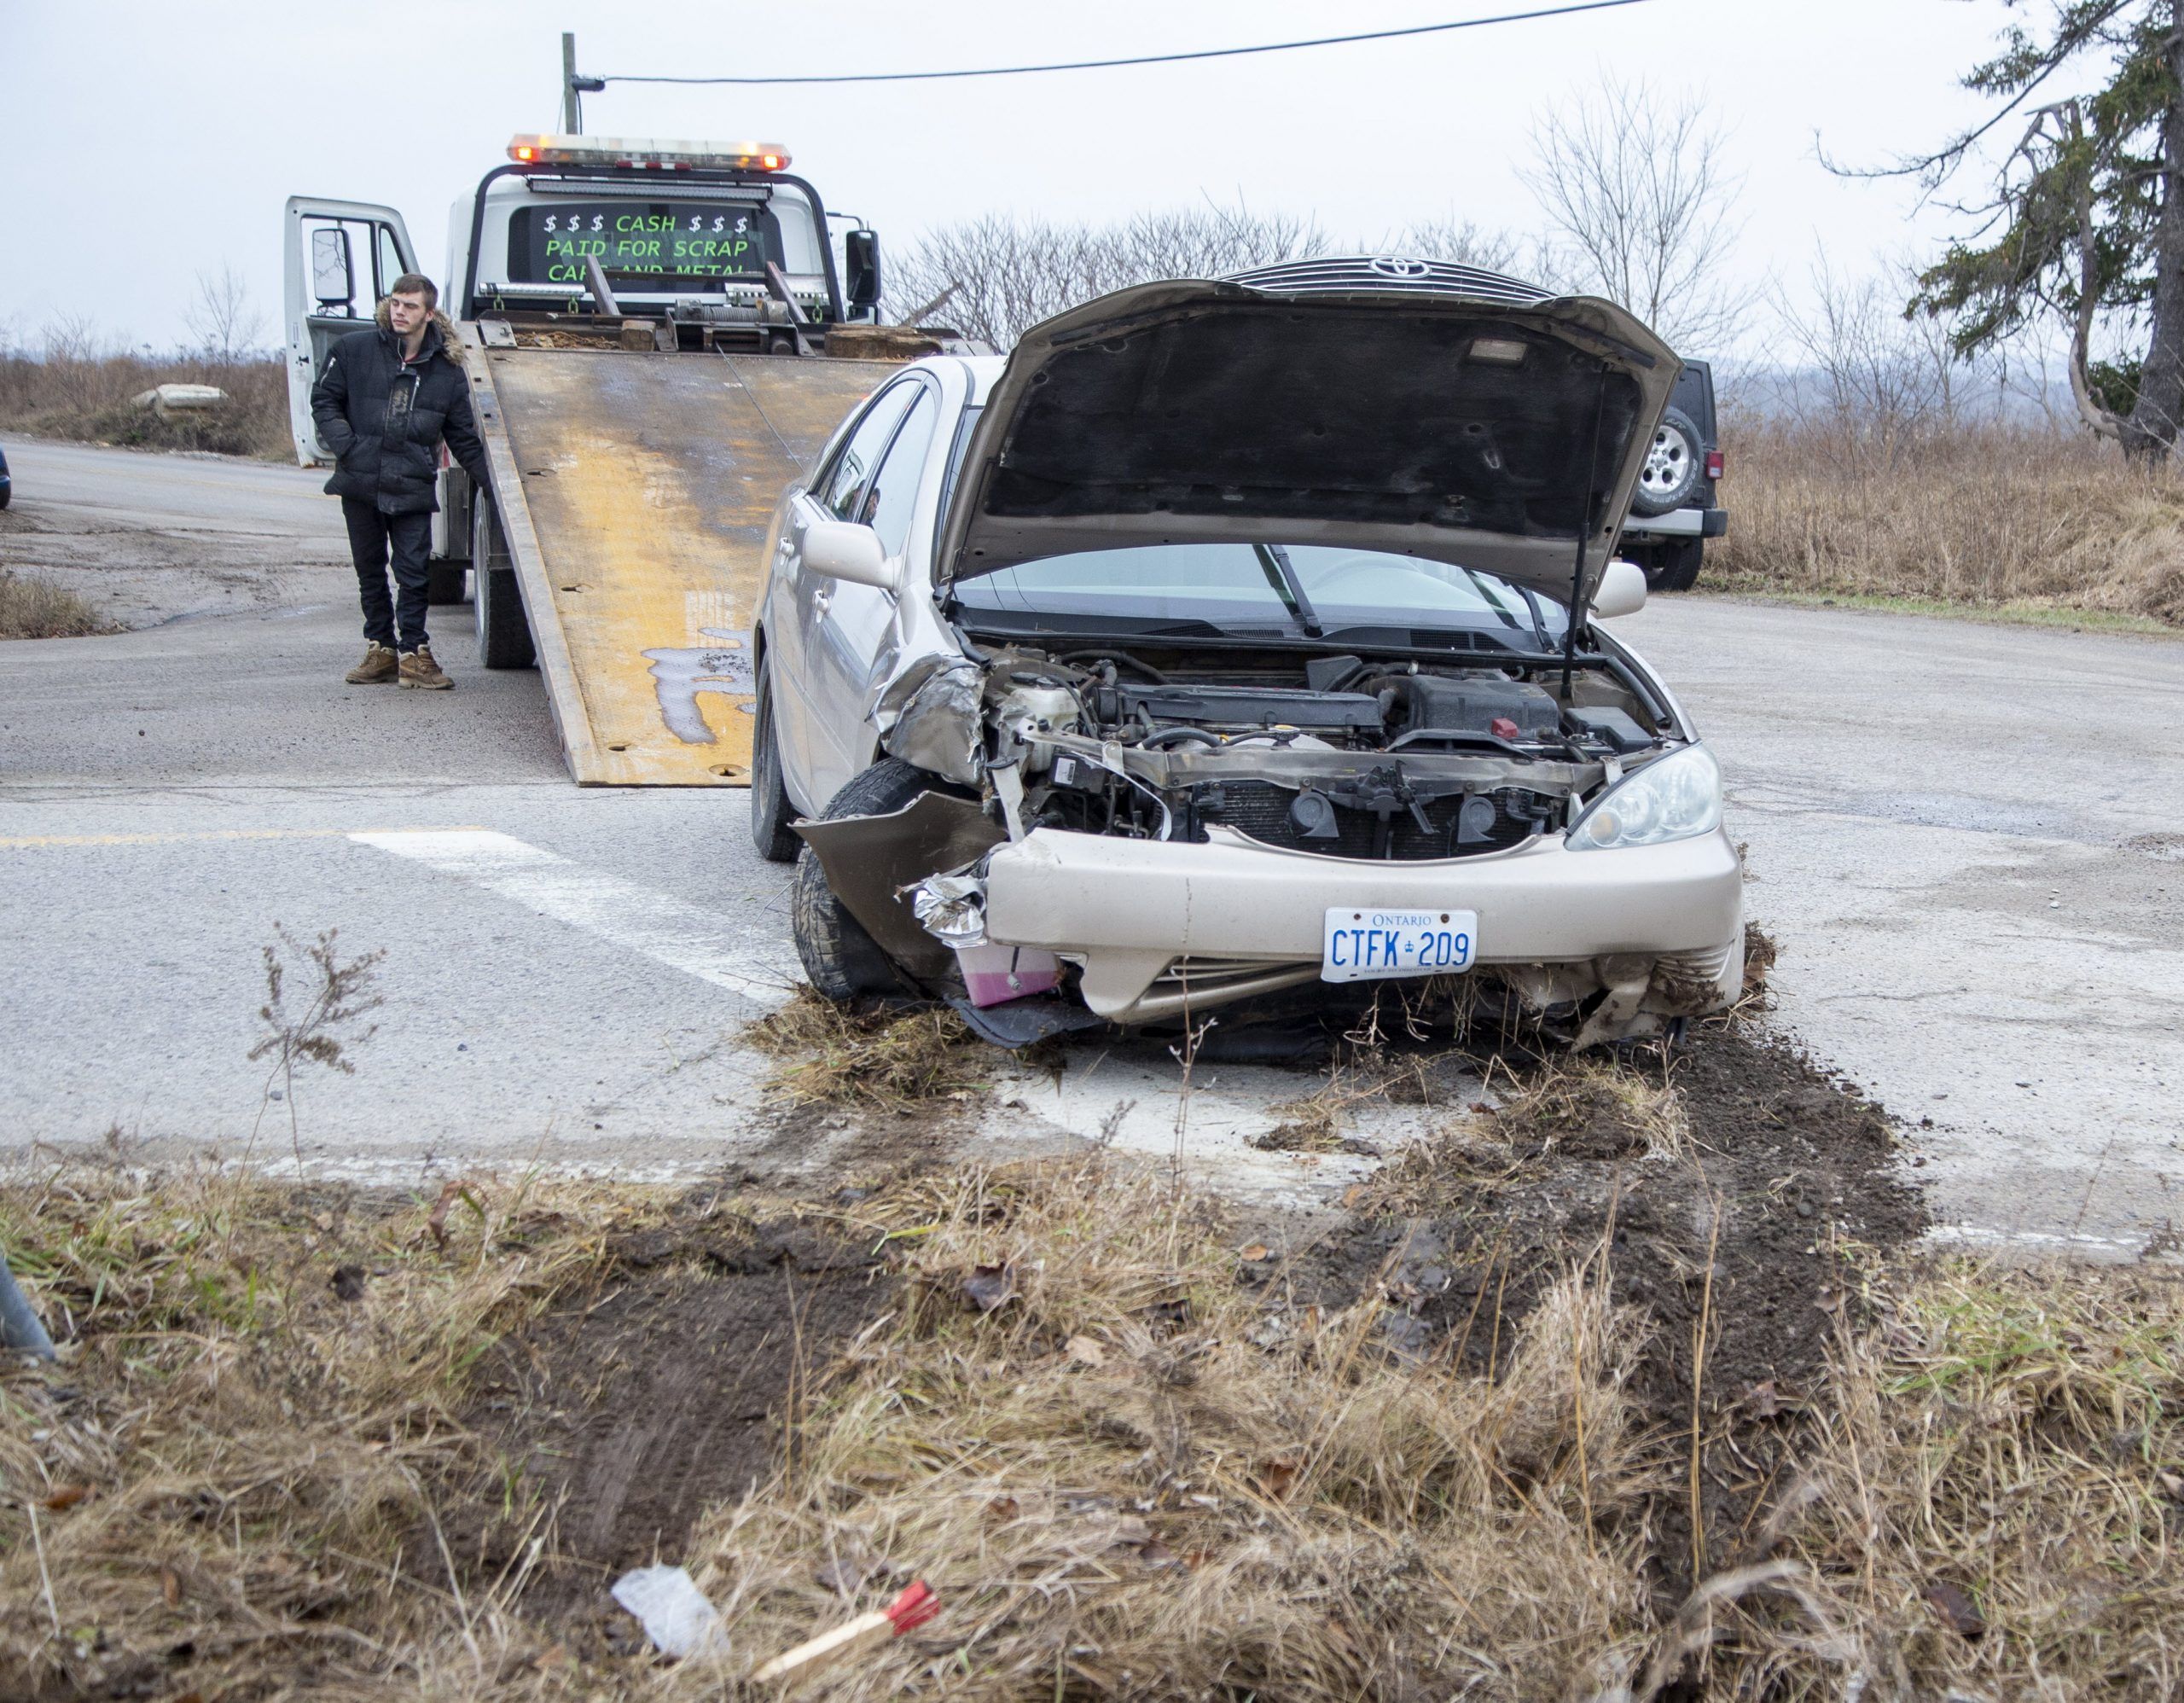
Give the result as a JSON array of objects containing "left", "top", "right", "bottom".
[{"left": 885, "top": 1580, "right": 940, "bottom": 1635}]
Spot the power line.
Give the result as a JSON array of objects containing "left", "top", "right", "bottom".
[{"left": 594, "top": 0, "right": 1654, "bottom": 89}]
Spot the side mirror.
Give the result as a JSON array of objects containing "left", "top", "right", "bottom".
[
  {"left": 843, "top": 229, "right": 882, "bottom": 317},
  {"left": 1590, "top": 558, "right": 1648, "bottom": 619},
  {"left": 804, "top": 520, "right": 898, "bottom": 590},
  {"left": 311, "top": 226, "right": 354, "bottom": 311}
]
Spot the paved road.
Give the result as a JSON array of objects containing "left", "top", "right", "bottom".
[{"left": 3, "top": 445, "right": 2180, "bottom": 1249}]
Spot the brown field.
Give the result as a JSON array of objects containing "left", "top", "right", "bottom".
[
  {"left": 1711, "top": 420, "right": 2184, "bottom": 627},
  {"left": 0, "top": 352, "right": 290, "bottom": 460}
]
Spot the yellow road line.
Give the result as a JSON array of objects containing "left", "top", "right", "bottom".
[{"left": 0, "top": 827, "right": 488, "bottom": 849}]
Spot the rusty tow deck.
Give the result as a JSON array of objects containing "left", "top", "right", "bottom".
[{"left": 463, "top": 334, "right": 895, "bottom": 786}]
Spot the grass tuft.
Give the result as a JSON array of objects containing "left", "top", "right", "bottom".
[
  {"left": 0, "top": 568, "right": 112, "bottom": 639},
  {"left": 747, "top": 989, "right": 994, "bottom": 1111}
]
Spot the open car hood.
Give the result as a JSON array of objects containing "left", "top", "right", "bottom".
[{"left": 936, "top": 264, "right": 1681, "bottom": 611}]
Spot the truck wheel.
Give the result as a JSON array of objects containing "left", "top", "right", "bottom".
[
  {"left": 1630, "top": 406, "right": 1703, "bottom": 517},
  {"left": 426, "top": 562, "right": 468, "bottom": 604},
  {"left": 792, "top": 759, "right": 945, "bottom": 1002},
  {"left": 1638, "top": 538, "right": 1704, "bottom": 592},
  {"left": 1661, "top": 538, "right": 1705, "bottom": 592},
  {"left": 749, "top": 659, "right": 803, "bottom": 863},
  {"left": 471, "top": 499, "right": 535, "bottom": 670}
]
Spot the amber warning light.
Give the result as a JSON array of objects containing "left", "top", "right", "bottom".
[{"left": 507, "top": 135, "right": 790, "bottom": 171}]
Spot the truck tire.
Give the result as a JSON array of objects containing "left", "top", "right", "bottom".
[
  {"left": 426, "top": 561, "right": 468, "bottom": 604},
  {"left": 471, "top": 498, "right": 535, "bottom": 670},
  {"left": 1630, "top": 406, "right": 1703, "bottom": 517},
  {"left": 749, "top": 657, "right": 803, "bottom": 863},
  {"left": 1660, "top": 537, "right": 1704, "bottom": 592},
  {"left": 792, "top": 758, "right": 952, "bottom": 1003},
  {"left": 1637, "top": 537, "right": 1705, "bottom": 593}
]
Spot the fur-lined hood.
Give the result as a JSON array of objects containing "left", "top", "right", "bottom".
[{"left": 372, "top": 297, "right": 462, "bottom": 358}]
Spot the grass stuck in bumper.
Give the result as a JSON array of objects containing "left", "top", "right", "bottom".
[{"left": 4, "top": 1105, "right": 2181, "bottom": 1701}]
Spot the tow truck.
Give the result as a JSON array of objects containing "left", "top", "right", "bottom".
[{"left": 285, "top": 134, "right": 950, "bottom": 785}]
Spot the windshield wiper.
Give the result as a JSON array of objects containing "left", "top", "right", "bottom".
[{"left": 1256, "top": 544, "right": 1324, "bottom": 637}]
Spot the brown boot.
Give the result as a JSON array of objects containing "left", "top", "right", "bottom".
[
  {"left": 345, "top": 642, "right": 398, "bottom": 684},
  {"left": 398, "top": 645, "right": 454, "bottom": 690}
]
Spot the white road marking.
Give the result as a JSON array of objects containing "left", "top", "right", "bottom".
[
  {"left": 349, "top": 828, "right": 797, "bottom": 1008},
  {"left": 1925, "top": 1223, "right": 2158, "bottom": 1258}
]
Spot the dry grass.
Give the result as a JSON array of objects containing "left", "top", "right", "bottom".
[
  {"left": 747, "top": 988, "right": 996, "bottom": 1111},
  {"left": 685, "top": 1156, "right": 1664, "bottom": 1700},
  {"left": 0, "top": 350, "right": 291, "bottom": 459},
  {"left": 0, "top": 568, "right": 113, "bottom": 639},
  {"left": 1713, "top": 419, "right": 2184, "bottom": 626},
  {"left": 0, "top": 1164, "right": 645, "bottom": 1701},
  {"left": 1488, "top": 1053, "right": 1694, "bottom": 1164},
  {"left": 1705, "top": 1258, "right": 2184, "bottom": 1699},
  {"left": 5, "top": 1156, "right": 2179, "bottom": 1702}
]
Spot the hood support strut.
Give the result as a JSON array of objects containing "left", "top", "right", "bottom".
[{"left": 1562, "top": 363, "right": 1611, "bottom": 702}]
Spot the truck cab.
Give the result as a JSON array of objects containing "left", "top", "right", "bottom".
[
  {"left": 284, "top": 134, "right": 934, "bottom": 787},
  {"left": 287, "top": 134, "right": 887, "bottom": 601},
  {"left": 446, "top": 134, "right": 866, "bottom": 344}
]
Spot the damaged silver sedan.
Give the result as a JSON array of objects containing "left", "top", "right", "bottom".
[{"left": 748, "top": 259, "right": 1741, "bottom": 1047}]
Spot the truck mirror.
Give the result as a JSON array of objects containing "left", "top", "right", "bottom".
[
  {"left": 311, "top": 226, "right": 355, "bottom": 311},
  {"left": 844, "top": 230, "right": 882, "bottom": 317}
]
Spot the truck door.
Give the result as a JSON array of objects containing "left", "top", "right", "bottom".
[{"left": 283, "top": 197, "right": 418, "bottom": 467}]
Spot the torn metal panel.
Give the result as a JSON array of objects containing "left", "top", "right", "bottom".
[
  {"left": 872, "top": 655, "right": 985, "bottom": 787},
  {"left": 793, "top": 793, "right": 1004, "bottom": 979}
]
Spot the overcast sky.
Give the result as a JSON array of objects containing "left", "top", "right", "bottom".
[{"left": 4, "top": 0, "right": 2036, "bottom": 354}]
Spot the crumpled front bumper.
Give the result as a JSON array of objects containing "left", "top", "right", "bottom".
[{"left": 981, "top": 823, "right": 1743, "bottom": 1041}]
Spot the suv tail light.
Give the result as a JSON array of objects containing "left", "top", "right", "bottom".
[{"left": 1705, "top": 450, "right": 1725, "bottom": 481}]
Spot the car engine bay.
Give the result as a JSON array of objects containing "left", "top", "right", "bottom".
[{"left": 967, "top": 644, "right": 1675, "bottom": 863}]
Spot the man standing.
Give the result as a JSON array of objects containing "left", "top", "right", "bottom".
[{"left": 311, "top": 273, "right": 489, "bottom": 689}]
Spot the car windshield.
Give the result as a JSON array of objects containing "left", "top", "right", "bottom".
[{"left": 948, "top": 543, "right": 1564, "bottom": 646}]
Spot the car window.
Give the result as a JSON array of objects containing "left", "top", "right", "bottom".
[
  {"left": 861, "top": 387, "right": 938, "bottom": 557},
  {"left": 819, "top": 382, "right": 919, "bottom": 522}
]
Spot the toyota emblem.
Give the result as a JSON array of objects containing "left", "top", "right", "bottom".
[{"left": 1369, "top": 256, "right": 1432, "bottom": 279}]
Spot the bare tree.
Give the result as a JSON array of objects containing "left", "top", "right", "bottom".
[
  {"left": 886, "top": 201, "right": 1327, "bottom": 346},
  {"left": 1391, "top": 217, "right": 1523, "bottom": 273},
  {"left": 1770, "top": 253, "right": 1968, "bottom": 452},
  {"left": 1520, "top": 78, "right": 1745, "bottom": 349},
  {"left": 185, "top": 266, "right": 266, "bottom": 367}
]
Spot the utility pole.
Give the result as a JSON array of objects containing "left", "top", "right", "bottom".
[{"left": 562, "top": 32, "right": 583, "bottom": 134}]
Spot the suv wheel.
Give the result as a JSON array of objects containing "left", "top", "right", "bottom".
[
  {"left": 1630, "top": 405, "right": 1703, "bottom": 517},
  {"left": 1640, "top": 537, "right": 1704, "bottom": 593}
]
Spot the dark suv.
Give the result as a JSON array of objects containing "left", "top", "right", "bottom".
[{"left": 1618, "top": 358, "right": 1723, "bottom": 591}]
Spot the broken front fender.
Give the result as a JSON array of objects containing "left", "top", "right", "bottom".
[{"left": 869, "top": 655, "right": 985, "bottom": 788}]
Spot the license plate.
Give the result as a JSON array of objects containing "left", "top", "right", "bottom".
[{"left": 1321, "top": 907, "right": 1477, "bottom": 983}]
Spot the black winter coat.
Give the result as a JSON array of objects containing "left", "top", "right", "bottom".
[{"left": 310, "top": 316, "right": 487, "bottom": 514}]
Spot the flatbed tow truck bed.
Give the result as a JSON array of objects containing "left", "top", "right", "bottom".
[{"left": 466, "top": 337, "right": 891, "bottom": 785}]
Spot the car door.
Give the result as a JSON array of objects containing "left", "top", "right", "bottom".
[
  {"left": 282, "top": 197, "right": 418, "bottom": 467},
  {"left": 770, "top": 378, "right": 922, "bottom": 809},
  {"left": 803, "top": 380, "right": 941, "bottom": 799}
]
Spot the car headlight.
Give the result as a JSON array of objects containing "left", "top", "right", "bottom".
[{"left": 1565, "top": 743, "right": 1721, "bottom": 851}]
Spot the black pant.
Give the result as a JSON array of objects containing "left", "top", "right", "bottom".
[{"left": 342, "top": 499, "right": 434, "bottom": 651}]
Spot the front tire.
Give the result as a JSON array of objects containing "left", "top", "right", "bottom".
[
  {"left": 792, "top": 758, "right": 950, "bottom": 1003},
  {"left": 472, "top": 497, "right": 535, "bottom": 670},
  {"left": 749, "top": 657, "right": 802, "bottom": 863}
]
